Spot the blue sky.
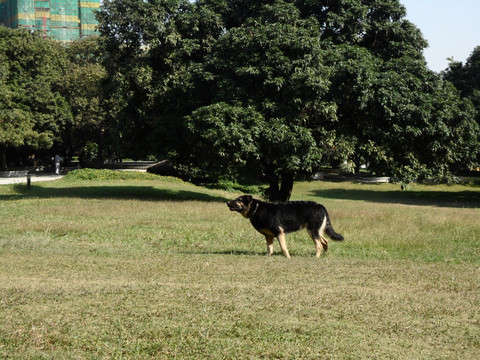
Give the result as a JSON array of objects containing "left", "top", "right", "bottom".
[{"left": 400, "top": 0, "right": 480, "bottom": 72}]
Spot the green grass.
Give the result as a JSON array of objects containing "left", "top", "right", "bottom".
[{"left": 0, "top": 174, "right": 479, "bottom": 359}]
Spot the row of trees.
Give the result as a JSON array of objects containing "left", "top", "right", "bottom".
[
  {"left": 1, "top": 0, "right": 480, "bottom": 201},
  {"left": 0, "top": 27, "right": 106, "bottom": 170}
]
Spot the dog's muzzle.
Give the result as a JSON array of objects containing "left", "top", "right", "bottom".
[{"left": 227, "top": 201, "right": 241, "bottom": 212}]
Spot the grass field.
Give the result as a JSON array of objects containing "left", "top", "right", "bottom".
[{"left": 0, "top": 173, "right": 479, "bottom": 359}]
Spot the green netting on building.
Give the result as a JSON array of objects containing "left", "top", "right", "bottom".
[{"left": 0, "top": 0, "right": 100, "bottom": 41}]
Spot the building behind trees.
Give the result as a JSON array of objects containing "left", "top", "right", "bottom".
[{"left": 0, "top": 0, "right": 99, "bottom": 41}]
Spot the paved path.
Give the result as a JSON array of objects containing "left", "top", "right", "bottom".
[{"left": 0, "top": 174, "right": 64, "bottom": 185}]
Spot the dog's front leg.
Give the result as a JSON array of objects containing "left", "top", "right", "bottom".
[
  {"left": 277, "top": 232, "right": 291, "bottom": 259},
  {"left": 265, "top": 235, "right": 274, "bottom": 256}
]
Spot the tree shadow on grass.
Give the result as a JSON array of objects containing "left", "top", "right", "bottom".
[
  {"left": 1, "top": 184, "right": 230, "bottom": 203},
  {"left": 181, "top": 249, "right": 320, "bottom": 257},
  {"left": 181, "top": 249, "right": 266, "bottom": 256},
  {"left": 312, "top": 187, "right": 480, "bottom": 208}
]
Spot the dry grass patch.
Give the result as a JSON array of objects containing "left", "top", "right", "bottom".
[{"left": 0, "top": 175, "right": 479, "bottom": 358}]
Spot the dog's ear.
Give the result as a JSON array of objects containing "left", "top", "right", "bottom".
[{"left": 241, "top": 195, "right": 253, "bottom": 205}]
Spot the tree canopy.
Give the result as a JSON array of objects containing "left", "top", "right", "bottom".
[
  {"left": 60, "top": 38, "right": 107, "bottom": 163},
  {"left": 444, "top": 46, "right": 480, "bottom": 129},
  {"left": 0, "top": 27, "right": 70, "bottom": 170},
  {"left": 1, "top": 1, "right": 478, "bottom": 197},
  {"left": 97, "top": 0, "right": 479, "bottom": 200},
  {"left": 0, "top": 27, "right": 109, "bottom": 170},
  {"left": 182, "top": 1, "right": 340, "bottom": 201}
]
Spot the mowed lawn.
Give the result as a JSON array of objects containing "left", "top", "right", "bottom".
[{"left": 0, "top": 174, "right": 479, "bottom": 359}]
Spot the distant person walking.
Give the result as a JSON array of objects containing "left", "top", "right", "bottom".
[{"left": 54, "top": 154, "right": 63, "bottom": 175}]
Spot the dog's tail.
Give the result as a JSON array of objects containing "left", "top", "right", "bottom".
[{"left": 325, "top": 213, "right": 344, "bottom": 241}]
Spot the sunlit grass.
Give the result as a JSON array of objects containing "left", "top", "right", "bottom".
[{"left": 0, "top": 175, "right": 479, "bottom": 358}]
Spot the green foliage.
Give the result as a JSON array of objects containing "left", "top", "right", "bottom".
[
  {"left": 185, "top": 2, "right": 339, "bottom": 200},
  {"left": 328, "top": 44, "right": 479, "bottom": 183},
  {"left": 0, "top": 28, "right": 112, "bottom": 168},
  {"left": 297, "top": 0, "right": 428, "bottom": 59},
  {"left": 1, "top": 0, "right": 478, "bottom": 187},
  {"left": 444, "top": 46, "right": 480, "bottom": 171},
  {"left": 444, "top": 46, "right": 480, "bottom": 99},
  {"left": 364, "top": 60, "right": 478, "bottom": 182},
  {"left": 205, "top": 178, "right": 264, "bottom": 194},
  {"left": 0, "top": 27, "right": 69, "bottom": 169},
  {"left": 97, "top": 0, "right": 480, "bottom": 194},
  {"left": 97, "top": 0, "right": 202, "bottom": 160},
  {"left": 64, "top": 168, "right": 170, "bottom": 181},
  {"left": 60, "top": 38, "right": 107, "bottom": 161},
  {"left": 82, "top": 141, "right": 99, "bottom": 163}
]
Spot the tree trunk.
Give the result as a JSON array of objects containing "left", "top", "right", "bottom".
[
  {"left": 0, "top": 144, "right": 7, "bottom": 170},
  {"left": 266, "top": 170, "right": 294, "bottom": 203},
  {"left": 279, "top": 172, "right": 293, "bottom": 202},
  {"left": 266, "top": 171, "right": 281, "bottom": 202}
]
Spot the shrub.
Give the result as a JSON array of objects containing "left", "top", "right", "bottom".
[{"left": 64, "top": 168, "right": 176, "bottom": 181}]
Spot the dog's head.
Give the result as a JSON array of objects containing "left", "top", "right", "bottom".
[{"left": 227, "top": 195, "right": 254, "bottom": 218}]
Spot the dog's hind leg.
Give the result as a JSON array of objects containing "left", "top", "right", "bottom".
[
  {"left": 277, "top": 230, "right": 291, "bottom": 259},
  {"left": 312, "top": 237, "right": 324, "bottom": 258},
  {"left": 309, "top": 216, "right": 328, "bottom": 258},
  {"left": 320, "top": 235, "right": 328, "bottom": 253},
  {"left": 265, "top": 235, "right": 274, "bottom": 256},
  {"left": 308, "top": 231, "right": 325, "bottom": 258}
]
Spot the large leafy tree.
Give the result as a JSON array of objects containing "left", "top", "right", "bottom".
[
  {"left": 0, "top": 27, "right": 70, "bottom": 170},
  {"left": 444, "top": 46, "right": 480, "bottom": 100},
  {"left": 97, "top": 0, "right": 209, "bottom": 159},
  {"left": 442, "top": 46, "right": 480, "bottom": 173},
  {"left": 305, "top": 0, "right": 479, "bottom": 181},
  {"left": 98, "top": 0, "right": 479, "bottom": 199},
  {"left": 183, "top": 2, "right": 337, "bottom": 201},
  {"left": 444, "top": 47, "right": 480, "bottom": 127},
  {"left": 60, "top": 38, "right": 107, "bottom": 163},
  {"left": 99, "top": 0, "right": 339, "bottom": 201},
  {"left": 363, "top": 58, "right": 478, "bottom": 181},
  {"left": 0, "top": 74, "right": 34, "bottom": 170},
  {"left": 327, "top": 47, "right": 479, "bottom": 182}
]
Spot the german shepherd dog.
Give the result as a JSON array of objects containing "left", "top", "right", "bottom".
[{"left": 227, "top": 195, "right": 344, "bottom": 258}]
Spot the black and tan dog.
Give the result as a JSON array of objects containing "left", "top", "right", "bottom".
[{"left": 227, "top": 195, "right": 344, "bottom": 258}]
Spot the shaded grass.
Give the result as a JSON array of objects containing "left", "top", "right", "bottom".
[
  {"left": 0, "top": 176, "right": 479, "bottom": 359},
  {"left": 303, "top": 180, "right": 480, "bottom": 208}
]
